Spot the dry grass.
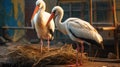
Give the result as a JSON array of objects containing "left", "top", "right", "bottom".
[{"left": 6, "top": 44, "right": 88, "bottom": 67}]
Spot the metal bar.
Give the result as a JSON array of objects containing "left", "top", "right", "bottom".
[
  {"left": 113, "top": 0, "right": 117, "bottom": 27},
  {"left": 1, "top": 26, "right": 34, "bottom": 30},
  {"left": 89, "top": 0, "right": 93, "bottom": 25},
  {"left": 56, "top": 0, "right": 59, "bottom": 5}
]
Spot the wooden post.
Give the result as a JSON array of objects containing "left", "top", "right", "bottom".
[
  {"left": 89, "top": 0, "right": 93, "bottom": 57},
  {"left": 113, "top": 0, "right": 119, "bottom": 59}
]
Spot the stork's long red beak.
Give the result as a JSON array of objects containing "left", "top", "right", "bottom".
[
  {"left": 46, "top": 12, "right": 55, "bottom": 26},
  {"left": 31, "top": 6, "right": 39, "bottom": 20}
]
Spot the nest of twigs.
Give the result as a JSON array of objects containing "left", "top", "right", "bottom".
[{"left": 6, "top": 44, "right": 88, "bottom": 67}]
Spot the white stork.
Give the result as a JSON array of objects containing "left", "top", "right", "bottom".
[
  {"left": 46, "top": 6, "right": 104, "bottom": 66},
  {"left": 31, "top": 0, "right": 55, "bottom": 53}
]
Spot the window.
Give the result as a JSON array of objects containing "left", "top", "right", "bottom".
[
  {"left": 56, "top": 1, "right": 89, "bottom": 41},
  {"left": 59, "top": 2, "right": 89, "bottom": 22},
  {"left": 93, "top": 1, "right": 113, "bottom": 24},
  {"left": 59, "top": 1, "right": 113, "bottom": 24}
]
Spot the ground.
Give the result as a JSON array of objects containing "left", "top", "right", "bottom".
[
  {"left": 0, "top": 42, "right": 120, "bottom": 67},
  {"left": 46, "top": 62, "right": 120, "bottom": 67}
]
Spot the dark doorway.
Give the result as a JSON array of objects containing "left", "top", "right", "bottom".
[{"left": 25, "top": 0, "right": 38, "bottom": 41}]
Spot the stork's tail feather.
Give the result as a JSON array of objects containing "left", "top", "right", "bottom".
[
  {"left": 100, "top": 41, "right": 104, "bottom": 50},
  {"left": 93, "top": 41, "right": 104, "bottom": 50}
]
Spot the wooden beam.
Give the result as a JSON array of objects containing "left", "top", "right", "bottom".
[
  {"left": 89, "top": 57, "right": 120, "bottom": 63},
  {"left": 1, "top": 26, "right": 34, "bottom": 30},
  {"left": 59, "top": 0, "right": 86, "bottom": 3},
  {"left": 96, "top": 27, "right": 116, "bottom": 31}
]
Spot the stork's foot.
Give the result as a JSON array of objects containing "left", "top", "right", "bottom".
[{"left": 40, "top": 39, "right": 43, "bottom": 53}]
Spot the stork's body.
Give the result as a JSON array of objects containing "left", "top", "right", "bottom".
[
  {"left": 33, "top": 10, "right": 54, "bottom": 40},
  {"left": 31, "top": 0, "right": 55, "bottom": 52},
  {"left": 59, "top": 18, "right": 103, "bottom": 47},
  {"left": 47, "top": 6, "right": 104, "bottom": 66}
]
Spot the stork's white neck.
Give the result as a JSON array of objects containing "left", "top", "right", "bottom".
[
  {"left": 38, "top": 1, "right": 46, "bottom": 13},
  {"left": 41, "top": 1, "right": 46, "bottom": 11},
  {"left": 37, "top": 1, "right": 46, "bottom": 20},
  {"left": 55, "top": 11, "right": 67, "bottom": 34}
]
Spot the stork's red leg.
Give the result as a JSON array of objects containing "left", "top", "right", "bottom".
[
  {"left": 40, "top": 39, "right": 43, "bottom": 53},
  {"left": 67, "top": 42, "right": 84, "bottom": 67},
  {"left": 76, "top": 43, "right": 79, "bottom": 67},
  {"left": 80, "top": 41, "right": 84, "bottom": 65},
  {"left": 47, "top": 37, "right": 50, "bottom": 51}
]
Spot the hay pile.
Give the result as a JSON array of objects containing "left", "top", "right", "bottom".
[{"left": 6, "top": 44, "right": 88, "bottom": 67}]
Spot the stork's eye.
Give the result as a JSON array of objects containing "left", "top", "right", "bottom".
[
  {"left": 53, "top": 10, "right": 56, "bottom": 13},
  {"left": 38, "top": 4, "right": 40, "bottom": 6}
]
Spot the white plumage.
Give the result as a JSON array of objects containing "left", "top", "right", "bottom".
[
  {"left": 66, "top": 18, "right": 103, "bottom": 45},
  {"left": 47, "top": 6, "right": 103, "bottom": 48},
  {"left": 47, "top": 6, "right": 104, "bottom": 65},
  {"left": 31, "top": 0, "right": 55, "bottom": 52}
]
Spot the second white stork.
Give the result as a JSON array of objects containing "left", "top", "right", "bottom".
[
  {"left": 31, "top": 0, "right": 55, "bottom": 53},
  {"left": 46, "top": 6, "right": 104, "bottom": 66}
]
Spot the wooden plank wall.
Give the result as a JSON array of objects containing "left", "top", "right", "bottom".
[{"left": 0, "top": 0, "right": 25, "bottom": 42}]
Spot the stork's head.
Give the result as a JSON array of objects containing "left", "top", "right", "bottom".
[
  {"left": 46, "top": 6, "right": 64, "bottom": 26},
  {"left": 31, "top": 0, "right": 46, "bottom": 20},
  {"left": 51, "top": 6, "right": 63, "bottom": 17},
  {"left": 36, "top": 0, "right": 46, "bottom": 10}
]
